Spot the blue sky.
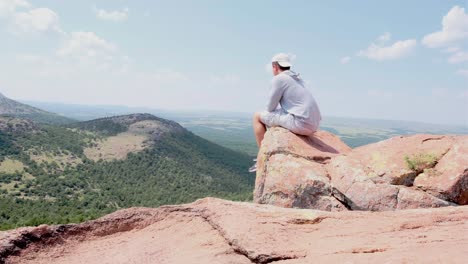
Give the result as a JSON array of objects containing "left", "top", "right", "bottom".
[{"left": 0, "top": 0, "right": 467, "bottom": 126}]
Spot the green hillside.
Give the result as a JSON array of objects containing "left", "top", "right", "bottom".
[
  {"left": 0, "top": 92, "right": 74, "bottom": 125},
  {"left": 0, "top": 114, "right": 254, "bottom": 230}
]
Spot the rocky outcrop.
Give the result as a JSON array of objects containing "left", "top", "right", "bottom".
[
  {"left": 413, "top": 137, "right": 468, "bottom": 204},
  {"left": 1, "top": 198, "right": 467, "bottom": 264},
  {"left": 255, "top": 127, "right": 468, "bottom": 211},
  {"left": 254, "top": 128, "right": 351, "bottom": 211}
]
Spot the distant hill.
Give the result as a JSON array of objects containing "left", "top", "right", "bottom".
[
  {"left": 0, "top": 93, "right": 74, "bottom": 124},
  {"left": 23, "top": 101, "right": 468, "bottom": 153},
  {"left": 0, "top": 113, "right": 254, "bottom": 230}
]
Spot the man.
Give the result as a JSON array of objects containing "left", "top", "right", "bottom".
[{"left": 249, "top": 53, "right": 322, "bottom": 172}]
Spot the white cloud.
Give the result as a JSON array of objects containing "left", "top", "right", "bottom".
[
  {"left": 340, "top": 56, "right": 351, "bottom": 64},
  {"left": 0, "top": 0, "right": 30, "bottom": 17},
  {"left": 378, "top": 32, "right": 391, "bottom": 43},
  {"left": 357, "top": 37, "right": 417, "bottom": 61},
  {"left": 422, "top": 6, "right": 468, "bottom": 48},
  {"left": 0, "top": 0, "right": 62, "bottom": 34},
  {"left": 11, "top": 7, "right": 61, "bottom": 34},
  {"left": 443, "top": 46, "right": 460, "bottom": 53},
  {"left": 448, "top": 50, "right": 468, "bottom": 64},
  {"left": 57, "top": 31, "right": 116, "bottom": 59},
  {"left": 55, "top": 31, "right": 121, "bottom": 72},
  {"left": 4, "top": 3, "right": 123, "bottom": 73},
  {"left": 94, "top": 7, "right": 128, "bottom": 22},
  {"left": 456, "top": 69, "right": 468, "bottom": 77}
]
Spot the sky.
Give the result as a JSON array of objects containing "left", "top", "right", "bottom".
[{"left": 0, "top": 0, "right": 467, "bottom": 126}]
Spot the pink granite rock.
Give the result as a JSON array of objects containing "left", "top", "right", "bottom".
[
  {"left": 2, "top": 198, "right": 467, "bottom": 264},
  {"left": 414, "top": 136, "right": 468, "bottom": 204},
  {"left": 254, "top": 127, "right": 351, "bottom": 211},
  {"left": 256, "top": 128, "right": 467, "bottom": 210}
]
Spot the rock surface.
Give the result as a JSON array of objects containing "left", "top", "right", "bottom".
[
  {"left": 254, "top": 128, "right": 351, "bottom": 211},
  {"left": 1, "top": 198, "right": 467, "bottom": 264},
  {"left": 255, "top": 127, "right": 468, "bottom": 211}
]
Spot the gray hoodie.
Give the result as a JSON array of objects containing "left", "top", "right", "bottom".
[{"left": 266, "top": 70, "right": 322, "bottom": 129}]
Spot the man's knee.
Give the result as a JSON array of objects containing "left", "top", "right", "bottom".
[{"left": 253, "top": 112, "right": 262, "bottom": 122}]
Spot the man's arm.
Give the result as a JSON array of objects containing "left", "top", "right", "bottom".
[{"left": 266, "top": 77, "right": 286, "bottom": 112}]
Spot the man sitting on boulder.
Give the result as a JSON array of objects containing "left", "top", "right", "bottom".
[{"left": 250, "top": 53, "right": 322, "bottom": 172}]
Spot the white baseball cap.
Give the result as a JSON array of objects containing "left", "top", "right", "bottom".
[{"left": 271, "top": 53, "right": 292, "bottom": 67}]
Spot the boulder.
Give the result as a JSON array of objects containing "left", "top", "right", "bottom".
[
  {"left": 256, "top": 153, "right": 347, "bottom": 211},
  {"left": 349, "top": 134, "right": 455, "bottom": 186},
  {"left": 342, "top": 181, "right": 452, "bottom": 211},
  {"left": 328, "top": 134, "right": 468, "bottom": 207},
  {"left": 255, "top": 127, "right": 468, "bottom": 211},
  {"left": 254, "top": 127, "right": 350, "bottom": 211},
  {"left": 413, "top": 136, "right": 468, "bottom": 204},
  {"left": 256, "top": 126, "right": 352, "bottom": 159}
]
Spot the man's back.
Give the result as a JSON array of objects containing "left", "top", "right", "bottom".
[{"left": 268, "top": 70, "right": 322, "bottom": 130}]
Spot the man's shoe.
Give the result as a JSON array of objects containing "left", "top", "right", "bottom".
[
  {"left": 248, "top": 157, "right": 258, "bottom": 172},
  {"left": 248, "top": 162, "right": 257, "bottom": 173}
]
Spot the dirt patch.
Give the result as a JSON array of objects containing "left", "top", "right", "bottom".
[
  {"left": 29, "top": 151, "right": 82, "bottom": 169},
  {"left": 0, "top": 159, "right": 25, "bottom": 174},
  {"left": 84, "top": 132, "right": 149, "bottom": 161}
]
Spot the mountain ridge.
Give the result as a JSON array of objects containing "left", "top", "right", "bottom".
[
  {"left": 0, "top": 112, "right": 254, "bottom": 230},
  {"left": 71, "top": 113, "right": 185, "bottom": 137},
  {"left": 0, "top": 93, "right": 74, "bottom": 125}
]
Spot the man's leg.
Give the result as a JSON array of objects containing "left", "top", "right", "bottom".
[{"left": 253, "top": 112, "right": 266, "bottom": 148}]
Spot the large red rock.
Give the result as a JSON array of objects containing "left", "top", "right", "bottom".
[
  {"left": 260, "top": 126, "right": 351, "bottom": 157},
  {"left": 327, "top": 151, "right": 453, "bottom": 211},
  {"left": 350, "top": 134, "right": 458, "bottom": 186},
  {"left": 2, "top": 198, "right": 467, "bottom": 264},
  {"left": 256, "top": 153, "right": 347, "bottom": 211},
  {"left": 254, "top": 127, "right": 351, "bottom": 211},
  {"left": 328, "top": 134, "right": 468, "bottom": 207},
  {"left": 414, "top": 136, "right": 468, "bottom": 204},
  {"left": 255, "top": 128, "right": 468, "bottom": 211},
  {"left": 342, "top": 181, "right": 452, "bottom": 211}
]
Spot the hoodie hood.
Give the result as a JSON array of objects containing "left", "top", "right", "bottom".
[{"left": 282, "top": 70, "right": 304, "bottom": 85}]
